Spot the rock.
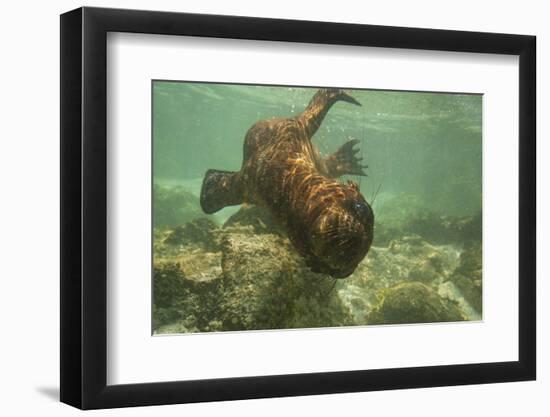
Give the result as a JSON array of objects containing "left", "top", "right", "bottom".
[
  {"left": 366, "top": 281, "right": 467, "bottom": 325},
  {"left": 450, "top": 241, "right": 482, "bottom": 313},
  {"left": 350, "top": 236, "right": 460, "bottom": 289},
  {"left": 153, "top": 261, "right": 188, "bottom": 309},
  {"left": 223, "top": 205, "right": 283, "bottom": 235},
  {"left": 219, "top": 232, "right": 353, "bottom": 331},
  {"left": 438, "top": 281, "right": 481, "bottom": 321},
  {"left": 153, "top": 184, "right": 212, "bottom": 228},
  {"left": 164, "top": 218, "right": 220, "bottom": 251},
  {"left": 339, "top": 236, "right": 461, "bottom": 322},
  {"left": 153, "top": 219, "right": 353, "bottom": 333},
  {"left": 152, "top": 254, "right": 223, "bottom": 331},
  {"left": 152, "top": 195, "right": 481, "bottom": 332},
  {"left": 153, "top": 216, "right": 225, "bottom": 332}
]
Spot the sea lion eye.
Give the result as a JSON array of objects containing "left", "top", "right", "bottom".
[
  {"left": 350, "top": 200, "right": 372, "bottom": 223},
  {"left": 354, "top": 202, "right": 366, "bottom": 213}
]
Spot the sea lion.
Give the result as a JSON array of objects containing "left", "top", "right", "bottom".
[{"left": 200, "top": 88, "right": 374, "bottom": 278}]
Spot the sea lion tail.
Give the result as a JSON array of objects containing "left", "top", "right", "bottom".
[{"left": 200, "top": 169, "right": 244, "bottom": 214}]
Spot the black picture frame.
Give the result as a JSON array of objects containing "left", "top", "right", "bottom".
[{"left": 60, "top": 6, "right": 536, "bottom": 410}]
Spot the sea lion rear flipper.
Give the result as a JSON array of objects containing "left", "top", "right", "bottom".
[
  {"left": 324, "top": 139, "right": 368, "bottom": 178},
  {"left": 299, "top": 89, "right": 361, "bottom": 138},
  {"left": 200, "top": 169, "right": 244, "bottom": 214}
]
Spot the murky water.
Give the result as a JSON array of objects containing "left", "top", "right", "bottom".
[{"left": 152, "top": 81, "right": 482, "bottom": 334}]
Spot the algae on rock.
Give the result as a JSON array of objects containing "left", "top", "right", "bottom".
[
  {"left": 366, "top": 281, "right": 467, "bottom": 325},
  {"left": 219, "top": 232, "right": 353, "bottom": 331},
  {"left": 153, "top": 217, "right": 353, "bottom": 333},
  {"left": 223, "top": 205, "right": 284, "bottom": 235},
  {"left": 152, "top": 196, "right": 479, "bottom": 333},
  {"left": 339, "top": 234, "right": 463, "bottom": 323},
  {"left": 450, "top": 241, "right": 482, "bottom": 313},
  {"left": 153, "top": 258, "right": 223, "bottom": 332},
  {"left": 164, "top": 218, "right": 221, "bottom": 252}
]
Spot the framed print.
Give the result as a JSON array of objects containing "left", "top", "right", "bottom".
[{"left": 60, "top": 7, "right": 536, "bottom": 409}]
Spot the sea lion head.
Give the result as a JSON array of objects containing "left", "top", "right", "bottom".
[{"left": 307, "top": 181, "right": 374, "bottom": 278}]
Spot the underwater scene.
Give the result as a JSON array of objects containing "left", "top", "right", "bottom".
[{"left": 152, "top": 81, "right": 482, "bottom": 334}]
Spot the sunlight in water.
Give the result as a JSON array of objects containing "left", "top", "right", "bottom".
[{"left": 152, "top": 82, "right": 482, "bottom": 334}]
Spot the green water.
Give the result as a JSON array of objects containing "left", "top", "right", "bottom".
[
  {"left": 153, "top": 81, "right": 482, "bottom": 218},
  {"left": 152, "top": 81, "right": 482, "bottom": 333}
]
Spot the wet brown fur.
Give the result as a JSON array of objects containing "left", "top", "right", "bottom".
[{"left": 201, "top": 89, "right": 374, "bottom": 278}]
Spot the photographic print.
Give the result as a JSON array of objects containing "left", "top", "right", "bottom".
[{"left": 152, "top": 81, "right": 482, "bottom": 335}]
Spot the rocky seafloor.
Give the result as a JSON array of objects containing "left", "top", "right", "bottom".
[{"left": 152, "top": 185, "right": 482, "bottom": 334}]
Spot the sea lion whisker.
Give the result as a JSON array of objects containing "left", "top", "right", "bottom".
[
  {"left": 334, "top": 236, "right": 352, "bottom": 247},
  {"left": 371, "top": 181, "right": 383, "bottom": 206},
  {"left": 322, "top": 230, "right": 343, "bottom": 238},
  {"left": 357, "top": 127, "right": 364, "bottom": 189},
  {"left": 323, "top": 278, "right": 338, "bottom": 299}
]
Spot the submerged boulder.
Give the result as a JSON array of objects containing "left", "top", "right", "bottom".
[
  {"left": 152, "top": 196, "right": 480, "bottom": 333},
  {"left": 164, "top": 218, "right": 220, "bottom": 251},
  {"left": 153, "top": 257, "right": 223, "bottom": 332},
  {"left": 339, "top": 235, "right": 462, "bottom": 322},
  {"left": 223, "top": 205, "right": 284, "bottom": 235},
  {"left": 153, "top": 215, "right": 353, "bottom": 333},
  {"left": 219, "top": 231, "right": 353, "bottom": 331},
  {"left": 366, "top": 281, "right": 467, "bottom": 325},
  {"left": 450, "top": 241, "right": 482, "bottom": 313}
]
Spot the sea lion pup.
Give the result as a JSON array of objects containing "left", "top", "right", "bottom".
[{"left": 200, "top": 88, "right": 374, "bottom": 278}]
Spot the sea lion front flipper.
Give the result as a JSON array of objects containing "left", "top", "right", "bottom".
[
  {"left": 324, "top": 139, "right": 368, "bottom": 178},
  {"left": 200, "top": 169, "right": 244, "bottom": 214}
]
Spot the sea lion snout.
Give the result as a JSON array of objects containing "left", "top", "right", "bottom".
[{"left": 309, "top": 195, "right": 374, "bottom": 278}]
